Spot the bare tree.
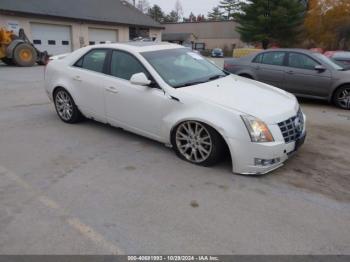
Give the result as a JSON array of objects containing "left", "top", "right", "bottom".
[
  {"left": 137, "top": 0, "right": 150, "bottom": 13},
  {"left": 174, "top": 0, "right": 184, "bottom": 21}
]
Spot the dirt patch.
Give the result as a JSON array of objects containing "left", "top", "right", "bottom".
[{"left": 271, "top": 122, "right": 350, "bottom": 202}]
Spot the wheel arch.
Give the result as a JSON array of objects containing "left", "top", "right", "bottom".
[
  {"left": 330, "top": 83, "right": 350, "bottom": 102},
  {"left": 169, "top": 118, "right": 233, "bottom": 164}
]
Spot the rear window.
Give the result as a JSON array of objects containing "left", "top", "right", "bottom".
[{"left": 74, "top": 49, "right": 108, "bottom": 73}]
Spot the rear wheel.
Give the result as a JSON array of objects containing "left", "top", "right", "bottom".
[
  {"left": 333, "top": 85, "right": 350, "bottom": 110},
  {"left": 13, "top": 43, "right": 37, "bottom": 67},
  {"left": 171, "top": 121, "right": 225, "bottom": 167},
  {"left": 54, "top": 88, "right": 83, "bottom": 123}
]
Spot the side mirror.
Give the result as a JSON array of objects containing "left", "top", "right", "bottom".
[
  {"left": 315, "top": 65, "right": 326, "bottom": 72},
  {"left": 130, "top": 73, "right": 151, "bottom": 86}
]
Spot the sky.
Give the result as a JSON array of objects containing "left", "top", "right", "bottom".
[{"left": 148, "top": 0, "right": 221, "bottom": 17}]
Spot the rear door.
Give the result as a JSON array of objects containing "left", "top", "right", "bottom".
[
  {"left": 69, "top": 49, "right": 109, "bottom": 122},
  {"left": 284, "top": 52, "right": 332, "bottom": 97},
  {"left": 251, "top": 51, "right": 287, "bottom": 89}
]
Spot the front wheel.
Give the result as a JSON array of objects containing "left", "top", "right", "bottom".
[
  {"left": 171, "top": 121, "right": 225, "bottom": 167},
  {"left": 333, "top": 85, "right": 350, "bottom": 110},
  {"left": 54, "top": 88, "right": 83, "bottom": 123}
]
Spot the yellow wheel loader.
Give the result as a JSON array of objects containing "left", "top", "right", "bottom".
[{"left": 0, "top": 27, "right": 49, "bottom": 67}]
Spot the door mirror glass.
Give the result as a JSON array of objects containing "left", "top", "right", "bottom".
[
  {"left": 314, "top": 65, "right": 326, "bottom": 72},
  {"left": 130, "top": 72, "right": 152, "bottom": 86}
]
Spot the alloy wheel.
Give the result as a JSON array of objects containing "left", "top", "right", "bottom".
[
  {"left": 175, "top": 121, "right": 213, "bottom": 163},
  {"left": 55, "top": 90, "right": 74, "bottom": 121},
  {"left": 337, "top": 87, "right": 350, "bottom": 109}
]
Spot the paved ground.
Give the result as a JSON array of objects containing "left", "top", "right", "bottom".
[{"left": 0, "top": 63, "right": 350, "bottom": 255}]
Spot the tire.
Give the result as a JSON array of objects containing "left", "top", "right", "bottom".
[
  {"left": 53, "top": 88, "right": 83, "bottom": 124},
  {"left": 333, "top": 85, "right": 350, "bottom": 110},
  {"left": 13, "top": 43, "right": 37, "bottom": 67},
  {"left": 1, "top": 57, "right": 15, "bottom": 66},
  {"left": 171, "top": 121, "right": 226, "bottom": 167}
]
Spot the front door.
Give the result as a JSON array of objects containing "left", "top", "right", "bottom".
[
  {"left": 104, "top": 50, "right": 170, "bottom": 141},
  {"left": 284, "top": 52, "right": 332, "bottom": 98}
]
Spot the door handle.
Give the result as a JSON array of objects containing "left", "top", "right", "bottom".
[
  {"left": 287, "top": 70, "right": 294, "bottom": 75},
  {"left": 106, "top": 86, "right": 119, "bottom": 94},
  {"left": 73, "top": 75, "right": 82, "bottom": 82},
  {"left": 255, "top": 66, "right": 260, "bottom": 70}
]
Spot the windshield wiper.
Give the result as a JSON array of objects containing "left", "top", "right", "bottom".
[{"left": 208, "top": 74, "right": 226, "bottom": 81}]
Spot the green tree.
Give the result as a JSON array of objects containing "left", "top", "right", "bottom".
[
  {"left": 235, "top": 0, "right": 306, "bottom": 49},
  {"left": 219, "top": 0, "right": 242, "bottom": 20},
  {"left": 164, "top": 11, "right": 180, "bottom": 23},
  {"left": 148, "top": 5, "right": 165, "bottom": 23},
  {"left": 208, "top": 6, "right": 225, "bottom": 21}
]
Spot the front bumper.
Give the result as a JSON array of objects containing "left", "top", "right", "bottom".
[{"left": 227, "top": 129, "right": 306, "bottom": 175}]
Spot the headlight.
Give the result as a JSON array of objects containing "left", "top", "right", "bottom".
[{"left": 241, "top": 115, "right": 274, "bottom": 142}]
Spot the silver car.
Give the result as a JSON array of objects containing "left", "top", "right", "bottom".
[{"left": 224, "top": 49, "right": 350, "bottom": 110}]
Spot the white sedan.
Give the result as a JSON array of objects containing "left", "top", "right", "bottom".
[{"left": 45, "top": 42, "right": 306, "bottom": 175}]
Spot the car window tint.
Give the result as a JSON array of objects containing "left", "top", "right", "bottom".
[
  {"left": 288, "top": 53, "right": 319, "bottom": 70},
  {"left": 110, "top": 51, "right": 149, "bottom": 80},
  {"left": 80, "top": 50, "right": 107, "bottom": 73},
  {"left": 253, "top": 53, "right": 263, "bottom": 63},
  {"left": 261, "top": 52, "right": 285, "bottom": 66}
]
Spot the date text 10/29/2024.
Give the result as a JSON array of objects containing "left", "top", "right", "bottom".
[{"left": 128, "top": 256, "right": 220, "bottom": 261}]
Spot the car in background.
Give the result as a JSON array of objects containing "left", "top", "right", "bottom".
[
  {"left": 224, "top": 49, "right": 350, "bottom": 110},
  {"left": 324, "top": 51, "right": 350, "bottom": 69},
  {"left": 211, "top": 48, "right": 224, "bottom": 58},
  {"left": 45, "top": 43, "right": 305, "bottom": 175}
]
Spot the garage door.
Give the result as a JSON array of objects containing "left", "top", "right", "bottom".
[
  {"left": 31, "top": 23, "right": 72, "bottom": 56},
  {"left": 88, "top": 28, "right": 118, "bottom": 45}
]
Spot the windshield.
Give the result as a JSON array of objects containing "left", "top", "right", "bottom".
[
  {"left": 314, "top": 53, "right": 344, "bottom": 70},
  {"left": 141, "top": 48, "right": 227, "bottom": 88}
]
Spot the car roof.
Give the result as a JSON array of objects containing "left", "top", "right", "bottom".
[
  {"left": 256, "top": 48, "right": 317, "bottom": 55},
  {"left": 87, "top": 42, "right": 185, "bottom": 53}
]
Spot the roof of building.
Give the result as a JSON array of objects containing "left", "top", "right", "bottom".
[
  {"left": 0, "top": 0, "right": 162, "bottom": 28},
  {"left": 162, "top": 33, "right": 196, "bottom": 42},
  {"left": 163, "top": 20, "right": 240, "bottom": 39}
]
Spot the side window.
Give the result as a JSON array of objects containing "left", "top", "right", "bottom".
[
  {"left": 75, "top": 49, "right": 108, "bottom": 73},
  {"left": 110, "top": 50, "right": 149, "bottom": 80},
  {"left": 261, "top": 52, "right": 286, "bottom": 66},
  {"left": 253, "top": 54, "right": 263, "bottom": 63},
  {"left": 288, "top": 53, "right": 319, "bottom": 70}
]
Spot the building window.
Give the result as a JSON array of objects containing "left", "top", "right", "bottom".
[
  {"left": 129, "top": 26, "right": 150, "bottom": 40},
  {"left": 62, "top": 40, "right": 69, "bottom": 45},
  {"left": 194, "top": 43, "right": 205, "bottom": 51},
  {"left": 89, "top": 41, "right": 95, "bottom": 45},
  {"left": 33, "top": 40, "right": 41, "bottom": 45},
  {"left": 48, "top": 40, "right": 56, "bottom": 45},
  {"left": 100, "top": 41, "right": 106, "bottom": 44}
]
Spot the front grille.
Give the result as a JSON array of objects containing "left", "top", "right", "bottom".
[{"left": 278, "top": 109, "right": 304, "bottom": 143}]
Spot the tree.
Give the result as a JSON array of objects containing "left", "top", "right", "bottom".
[
  {"left": 164, "top": 11, "right": 180, "bottom": 23},
  {"left": 235, "top": 0, "right": 306, "bottom": 49},
  {"left": 174, "top": 0, "right": 184, "bottom": 21},
  {"left": 148, "top": 5, "right": 165, "bottom": 23},
  {"left": 208, "top": 6, "right": 225, "bottom": 21},
  {"left": 219, "top": 0, "right": 242, "bottom": 20},
  {"left": 137, "top": 0, "right": 150, "bottom": 13},
  {"left": 188, "top": 12, "right": 197, "bottom": 22},
  {"left": 304, "top": 0, "right": 350, "bottom": 49}
]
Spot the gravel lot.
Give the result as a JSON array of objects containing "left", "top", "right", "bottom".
[{"left": 0, "top": 62, "right": 350, "bottom": 254}]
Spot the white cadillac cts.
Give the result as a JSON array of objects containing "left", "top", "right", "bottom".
[{"left": 45, "top": 42, "right": 306, "bottom": 175}]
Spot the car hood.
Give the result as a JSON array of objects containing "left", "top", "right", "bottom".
[{"left": 179, "top": 75, "right": 299, "bottom": 124}]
